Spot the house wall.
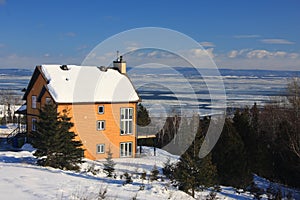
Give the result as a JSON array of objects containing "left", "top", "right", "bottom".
[
  {"left": 57, "top": 103, "right": 137, "bottom": 160},
  {"left": 26, "top": 73, "right": 47, "bottom": 135}
]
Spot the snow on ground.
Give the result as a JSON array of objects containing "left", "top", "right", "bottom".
[
  {"left": 0, "top": 146, "right": 192, "bottom": 200},
  {"left": 0, "top": 145, "right": 299, "bottom": 199}
]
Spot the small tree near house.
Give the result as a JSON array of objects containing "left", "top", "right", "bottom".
[
  {"left": 31, "top": 103, "right": 84, "bottom": 170},
  {"left": 150, "top": 164, "right": 160, "bottom": 181},
  {"left": 103, "top": 147, "right": 116, "bottom": 177}
]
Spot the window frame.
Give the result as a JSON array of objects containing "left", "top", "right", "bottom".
[
  {"left": 120, "top": 108, "right": 133, "bottom": 135},
  {"left": 120, "top": 142, "right": 133, "bottom": 157},
  {"left": 98, "top": 105, "right": 104, "bottom": 114},
  {"left": 97, "top": 120, "right": 105, "bottom": 131},
  {"left": 32, "top": 118, "right": 37, "bottom": 131},
  {"left": 45, "top": 97, "right": 52, "bottom": 104},
  {"left": 96, "top": 144, "right": 105, "bottom": 154},
  {"left": 32, "top": 95, "right": 37, "bottom": 109}
]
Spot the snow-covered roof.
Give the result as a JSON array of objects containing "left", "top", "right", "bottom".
[
  {"left": 16, "top": 104, "right": 26, "bottom": 112},
  {"left": 40, "top": 65, "right": 139, "bottom": 103}
]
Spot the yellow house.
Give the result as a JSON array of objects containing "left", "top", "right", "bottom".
[{"left": 23, "top": 57, "right": 140, "bottom": 160}]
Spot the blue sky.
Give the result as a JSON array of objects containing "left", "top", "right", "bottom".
[{"left": 0, "top": 0, "right": 299, "bottom": 70}]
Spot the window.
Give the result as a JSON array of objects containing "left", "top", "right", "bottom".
[
  {"left": 45, "top": 97, "right": 52, "bottom": 104},
  {"left": 120, "top": 108, "right": 133, "bottom": 135},
  {"left": 120, "top": 142, "right": 132, "bottom": 157},
  {"left": 32, "top": 118, "right": 37, "bottom": 131},
  {"left": 98, "top": 105, "right": 104, "bottom": 114},
  {"left": 96, "top": 144, "right": 105, "bottom": 154},
  {"left": 97, "top": 120, "right": 105, "bottom": 130},
  {"left": 32, "top": 95, "right": 37, "bottom": 108}
]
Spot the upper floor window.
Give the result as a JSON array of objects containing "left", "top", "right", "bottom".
[
  {"left": 97, "top": 120, "right": 105, "bottom": 131},
  {"left": 98, "top": 105, "right": 104, "bottom": 114},
  {"left": 120, "top": 108, "right": 133, "bottom": 135},
  {"left": 45, "top": 97, "right": 52, "bottom": 104},
  {"left": 32, "top": 95, "right": 37, "bottom": 108}
]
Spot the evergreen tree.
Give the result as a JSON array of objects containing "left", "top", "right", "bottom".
[
  {"left": 31, "top": 103, "right": 84, "bottom": 170},
  {"left": 103, "top": 147, "right": 116, "bottom": 177},
  {"left": 162, "top": 158, "right": 175, "bottom": 179},
  {"left": 212, "top": 118, "right": 251, "bottom": 188},
  {"left": 172, "top": 132, "right": 217, "bottom": 198},
  {"left": 137, "top": 103, "right": 151, "bottom": 127}
]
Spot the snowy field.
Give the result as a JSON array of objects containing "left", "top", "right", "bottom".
[
  {"left": 0, "top": 145, "right": 295, "bottom": 200},
  {"left": 1, "top": 145, "right": 299, "bottom": 199}
]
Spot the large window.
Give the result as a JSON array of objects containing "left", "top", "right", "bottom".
[
  {"left": 96, "top": 144, "right": 105, "bottom": 154},
  {"left": 32, "top": 95, "right": 37, "bottom": 108},
  {"left": 120, "top": 108, "right": 133, "bottom": 135},
  {"left": 32, "top": 118, "right": 37, "bottom": 131},
  {"left": 120, "top": 142, "right": 132, "bottom": 157},
  {"left": 97, "top": 120, "right": 105, "bottom": 130}
]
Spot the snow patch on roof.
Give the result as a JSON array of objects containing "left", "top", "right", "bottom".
[{"left": 41, "top": 65, "right": 139, "bottom": 103}]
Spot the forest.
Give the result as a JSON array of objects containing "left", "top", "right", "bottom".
[{"left": 139, "top": 78, "right": 300, "bottom": 197}]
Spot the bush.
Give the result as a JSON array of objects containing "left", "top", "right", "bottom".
[
  {"left": 162, "top": 158, "right": 175, "bottom": 179},
  {"left": 123, "top": 172, "right": 133, "bottom": 185}
]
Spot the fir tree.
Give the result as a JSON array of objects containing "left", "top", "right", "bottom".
[
  {"left": 212, "top": 118, "right": 251, "bottom": 188},
  {"left": 103, "top": 147, "right": 116, "bottom": 177},
  {"left": 172, "top": 132, "right": 217, "bottom": 198},
  {"left": 137, "top": 103, "right": 151, "bottom": 127},
  {"left": 162, "top": 158, "right": 175, "bottom": 179},
  {"left": 31, "top": 103, "right": 84, "bottom": 170}
]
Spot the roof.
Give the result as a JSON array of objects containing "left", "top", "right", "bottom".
[
  {"left": 22, "top": 67, "right": 44, "bottom": 100},
  {"left": 15, "top": 104, "right": 27, "bottom": 115},
  {"left": 39, "top": 65, "right": 139, "bottom": 103}
]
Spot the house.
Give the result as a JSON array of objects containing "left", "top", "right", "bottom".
[{"left": 23, "top": 57, "right": 140, "bottom": 160}]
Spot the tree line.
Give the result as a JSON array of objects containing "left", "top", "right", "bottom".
[{"left": 157, "top": 78, "right": 300, "bottom": 197}]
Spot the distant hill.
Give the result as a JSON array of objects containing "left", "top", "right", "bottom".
[{"left": 0, "top": 68, "right": 33, "bottom": 77}]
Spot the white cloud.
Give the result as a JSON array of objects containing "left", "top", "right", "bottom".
[
  {"left": 227, "top": 49, "right": 298, "bottom": 59},
  {"left": 44, "top": 53, "right": 50, "bottom": 57},
  {"left": 227, "top": 49, "right": 250, "bottom": 58},
  {"left": 228, "top": 50, "right": 238, "bottom": 58},
  {"left": 219, "top": 49, "right": 300, "bottom": 71},
  {"left": 260, "top": 39, "right": 294, "bottom": 45},
  {"left": 190, "top": 48, "right": 215, "bottom": 58},
  {"left": 124, "top": 41, "right": 140, "bottom": 52},
  {"left": 233, "top": 34, "right": 260, "bottom": 39},
  {"left": 199, "top": 42, "right": 215, "bottom": 47},
  {"left": 289, "top": 53, "right": 299, "bottom": 59},
  {"left": 246, "top": 50, "right": 272, "bottom": 59}
]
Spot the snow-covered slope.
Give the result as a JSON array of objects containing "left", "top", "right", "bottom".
[
  {"left": 0, "top": 147, "right": 190, "bottom": 200},
  {"left": 0, "top": 145, "right": 299, "bottom": 199}
]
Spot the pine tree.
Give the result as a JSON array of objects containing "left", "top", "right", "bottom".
[
  {"left": 162, "top": 158, "right": 175, "bottom": 179},
  {"left": 31, "top": 103, "right": 84, "bottom": 170},
  {"left": 212, "top": 118, "right": 251, "bottom": 188},
  {"left": 103, "top": 147, "right": 116, "bottom": 177},
  {"left": 137, "top": 103, "right": 151, "bottom": 127},
  {"left": 172, "top": 131, "right": 217, "bottom": 198}
]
